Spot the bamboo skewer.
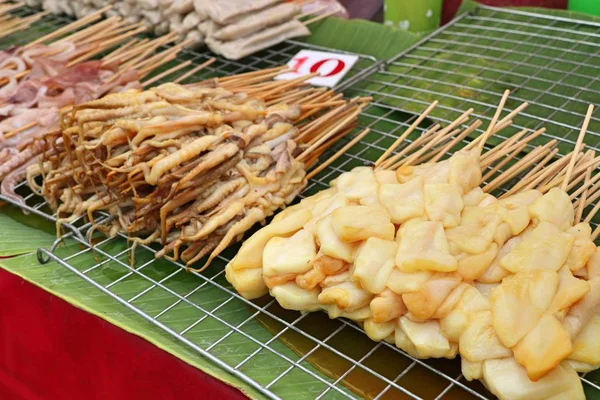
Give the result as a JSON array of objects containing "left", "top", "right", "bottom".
[
  {"left": 562, "top": 105, "right": 594, "bottom": 191},
  {"left": 306, "top": 128, "right": 371, "bottom": 180},
  {"left": 143, "top": 61, "right": 192, "bottom": 87},
  {"left": 481, "top": 141, "right": 530, "bottom": 185},
  {"left": 26, "top": 5, "right": 111, "bottom": 47},
  {"left": 375, "top": 101, "right": 438, "bottom": 167},
  {"left": 173, "top": 58, "right": 216, "bottom": 84},
  {"left": 483, "top": 140, "right": 557, "bottom": 193},
  {"left": 477, "top": 89, "right": 511, "bottom": 152},
  {"left": 576, "top": 166, "right": 594, "bottom": 223}
]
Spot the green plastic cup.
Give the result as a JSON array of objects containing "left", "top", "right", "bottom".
[
  {"left": 568, "top": 0, "right": 600, "bottom": 16},
  {"left": 384, "top": 0, "right": 442, "bottom": 32}
]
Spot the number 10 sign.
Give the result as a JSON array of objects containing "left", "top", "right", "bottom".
[{"left": 275, "top": 49, "right": 359, "bottom": 88}]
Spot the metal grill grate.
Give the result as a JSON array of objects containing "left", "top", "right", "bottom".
[{"left": 2, "top": 5, "right": 600, "bottom": 400}]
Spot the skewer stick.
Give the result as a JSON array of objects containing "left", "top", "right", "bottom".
[
  {"left": 570, "top": 165, "right": 600, "bottom": 200},
  {"left": 483, "top": 140, "right": 557, "bottom": 192},
  {"left": 576, "top": 166, "right": 593, "bottom": 223},
  {"left": 143, "top": 61, "right": 192, "bottom": 87},
  {"left": 26, "top": 5, "right": 111, "bottom": 47},
  {"left": 476, "top": 89, "right": 510, "bottom": 152},
  {"left": 174, "top": 58, "right": 216, "bottom": 84},
  {"left": 306, "top": 128, "right": 370, "bottom": 180},
  {"left": 297, "top": 106, "right": 363, "bottom": 161},
  {"left": 495, "top": 101, "right": 528, "bottom": 129},
  {"left": 4, "top": 121, "right": 37, "bottom": 140},
  {"left": 482, "top": 128, "right": 545, "bottom": 169},
  {"left": 302, "top": 8, "right": 340, "bottom": 25},
  {"left": 480, "top": 128, "right": 529, "bottom": 165},
  {"left": 428, "top": 120, "right": 483, "bottom": 163},
  {"left": 382, "top": 107, "right": 472, "bottom": 170},
  {"left": 591, "top": 223, "right": 600, "bottom": 241},
  {"left": 375, "top": 101, "right": 438, "bottom": 166},
  {"left": 542, "top": 153, "right": 600, "bottom": 194},
  {"left": 481, "top": 141, "right": 529, "bottom": 184},
  {"left": 502, "top": 148, "right": 559, "bottom": 197},
  {"left": 562, "top": 104, "right": 594, "bottom": 191},
  {"left": 401, "top": 126, "right": 462, "bottom": 168},
  {"left": 382, "top": 125, "right": 441, "bottom": 170},
  {"left": 219, "top": 66, "right": 288, "bottom": 83},
  {"left": 565, "top": 150, "right": 595, "bottom": 193}
]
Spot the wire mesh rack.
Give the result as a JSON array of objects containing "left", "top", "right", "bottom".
[{"left": 2, "top": 4, "right": 600, "bottom": 400}]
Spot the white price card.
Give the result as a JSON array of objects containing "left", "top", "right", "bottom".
[{"left": 275, "top": 49, "right": 359, "bottom": 88}]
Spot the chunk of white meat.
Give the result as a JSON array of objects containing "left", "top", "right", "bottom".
[
  {"left": 402, "top": 273, "right": 461, "bottom": 320},
  {"left": 396, "top": 220, "right": 457, "bottom": 273},
  {"left": 483, "top": 359, "right": 584, "bottom": 400},
  {"left": 478, "top": 235, "right": 522, "bottom": 283},
  {"left": 567, "top": 359, "right": 600, "bottom": 373},
  {"left": 370, "top": 289, "right": 406, "bottom": 323},
  {"left": 263, "top": 229, "right": 316, "bottom": 277},
  {"left": 447, "top": 206, "right": 501, "bottom": 255},
  {"left": 490, "top": 269, "right": 559, "bottom": 348},
  {"left": 497, "top": 189, "right": 542, "bottom": 235},
  {"left": 364, "top": 319, "right": 396, "bottom": 341},
  {"left": 499, "top": 221, "right": 574, "bottom": 273},
  {"left": 398, "top": 317, "right": 458, "bottom": 359},
  {"left": 448, "top": 149, "right": 482, "bottom": 194},
  {"left": 378, "top": 176, "right": 425, "bottom": 224},
  {"left": 424, "top": 183, "right": 464, "bottom": 228},
  {"left": 441, "top": 286, "right": 490, "bottom": 342},
  {"left": 513, "top": 314, "right": 573, "bottom": 381},
  {"left": 339, "top": 166, "right": 379, "bottom": 203},
  {"left": 432, "top": 282, "right": 470, "bottom": 319},
  {"left": 459, "top": 311, "right": 512, "bottom": 362},
  {"left": 397, "top": 159, "right": 450, "bottom": 185},
  {"left": 563, "top": 277, "right": 600, "bottom": 339},
  {"left": 351, "top": 237, "right": 397, "bottom": 294},
  {"left": 320, "top": 271, "right": 351, "bottom": 287},
  {"left": 564, "top": 223, "right": 596, "bottom": 273},
  {"left": 386, "top": 269, "right": 432, "bottom": 294},
  {"left": 462, "top": 359, "right": 484, "bottom": 381},
  {"left": 304, "top": 193, "right": 348, "bottom": 235},
  {"left": 318, "top": 281, "right": 373, "bottom": 312},
  {"left": 456, "top": 244, "right": 498, "bottom": 282},
  {"left": 316, "top": 214, "right": 356, "bottom": 263},
  {"left": 231, "top": 208, "right": 312, "bottom": 270},
  {"left": 271, "top": 282, "right": 321, "bottom": 312},
  {"left": 529, "top": 187, "right": 574, "bottom": 231},
  {"left": 547, "top": 267, "right": 590, "bottom": 315},
  {"left": 587, "top": 247, "right": 600, "bottom": 279},
  {"left": 375, "top": 169, "right": 398, "bottom": 185},
  {"left": 463, "top": 187, "right": 485, "bottom": 207},
  {"left": 225, "top": 265, "right": 267, "bottom": 299},
  {"left": 325, "top": 304, "right": 372, "bottom": 321},
  {"left": 567, "top": 314, "right": 600, "bottom": 366},
  {"left": 331, "top": 205, "right": 395, "bottom": 243}
]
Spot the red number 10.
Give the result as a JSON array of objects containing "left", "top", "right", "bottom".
[{"left": 290, "top": 57, "right": 346, "bottom": 77}]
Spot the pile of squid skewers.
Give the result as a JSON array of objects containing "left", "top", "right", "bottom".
[
  {"left": 0, "top": 10, "right": 209, "bottom": 204},
  {"left": 226, "top": 94, "right": 600, "bottom": 400},
  {"left": 27, "top": 67, "right": 371, "bottom": 270},
  {"left": 21, "top": 0, "right": 345, "bottom": 58}
]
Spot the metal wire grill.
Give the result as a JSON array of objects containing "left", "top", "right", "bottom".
[{"left": 2, "top": 5, "right": 600, "bottom": 400}]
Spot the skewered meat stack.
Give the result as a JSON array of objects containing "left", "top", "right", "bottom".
[
  {"left": 22, "top": 0, "right": 342, "bottom": 57},
  {"left": 0, "top": 10, "right": 198, "bottom": 204},
  {"left": 28, "top": 66, "right": 371, "bottom": 270},
  {"left": 226, "top": 93, "right": 600, "bottom": 400}
]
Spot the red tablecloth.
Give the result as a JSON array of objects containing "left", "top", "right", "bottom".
[{"left": 0, "top": 268, "right": 248, "bottom": 400}]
